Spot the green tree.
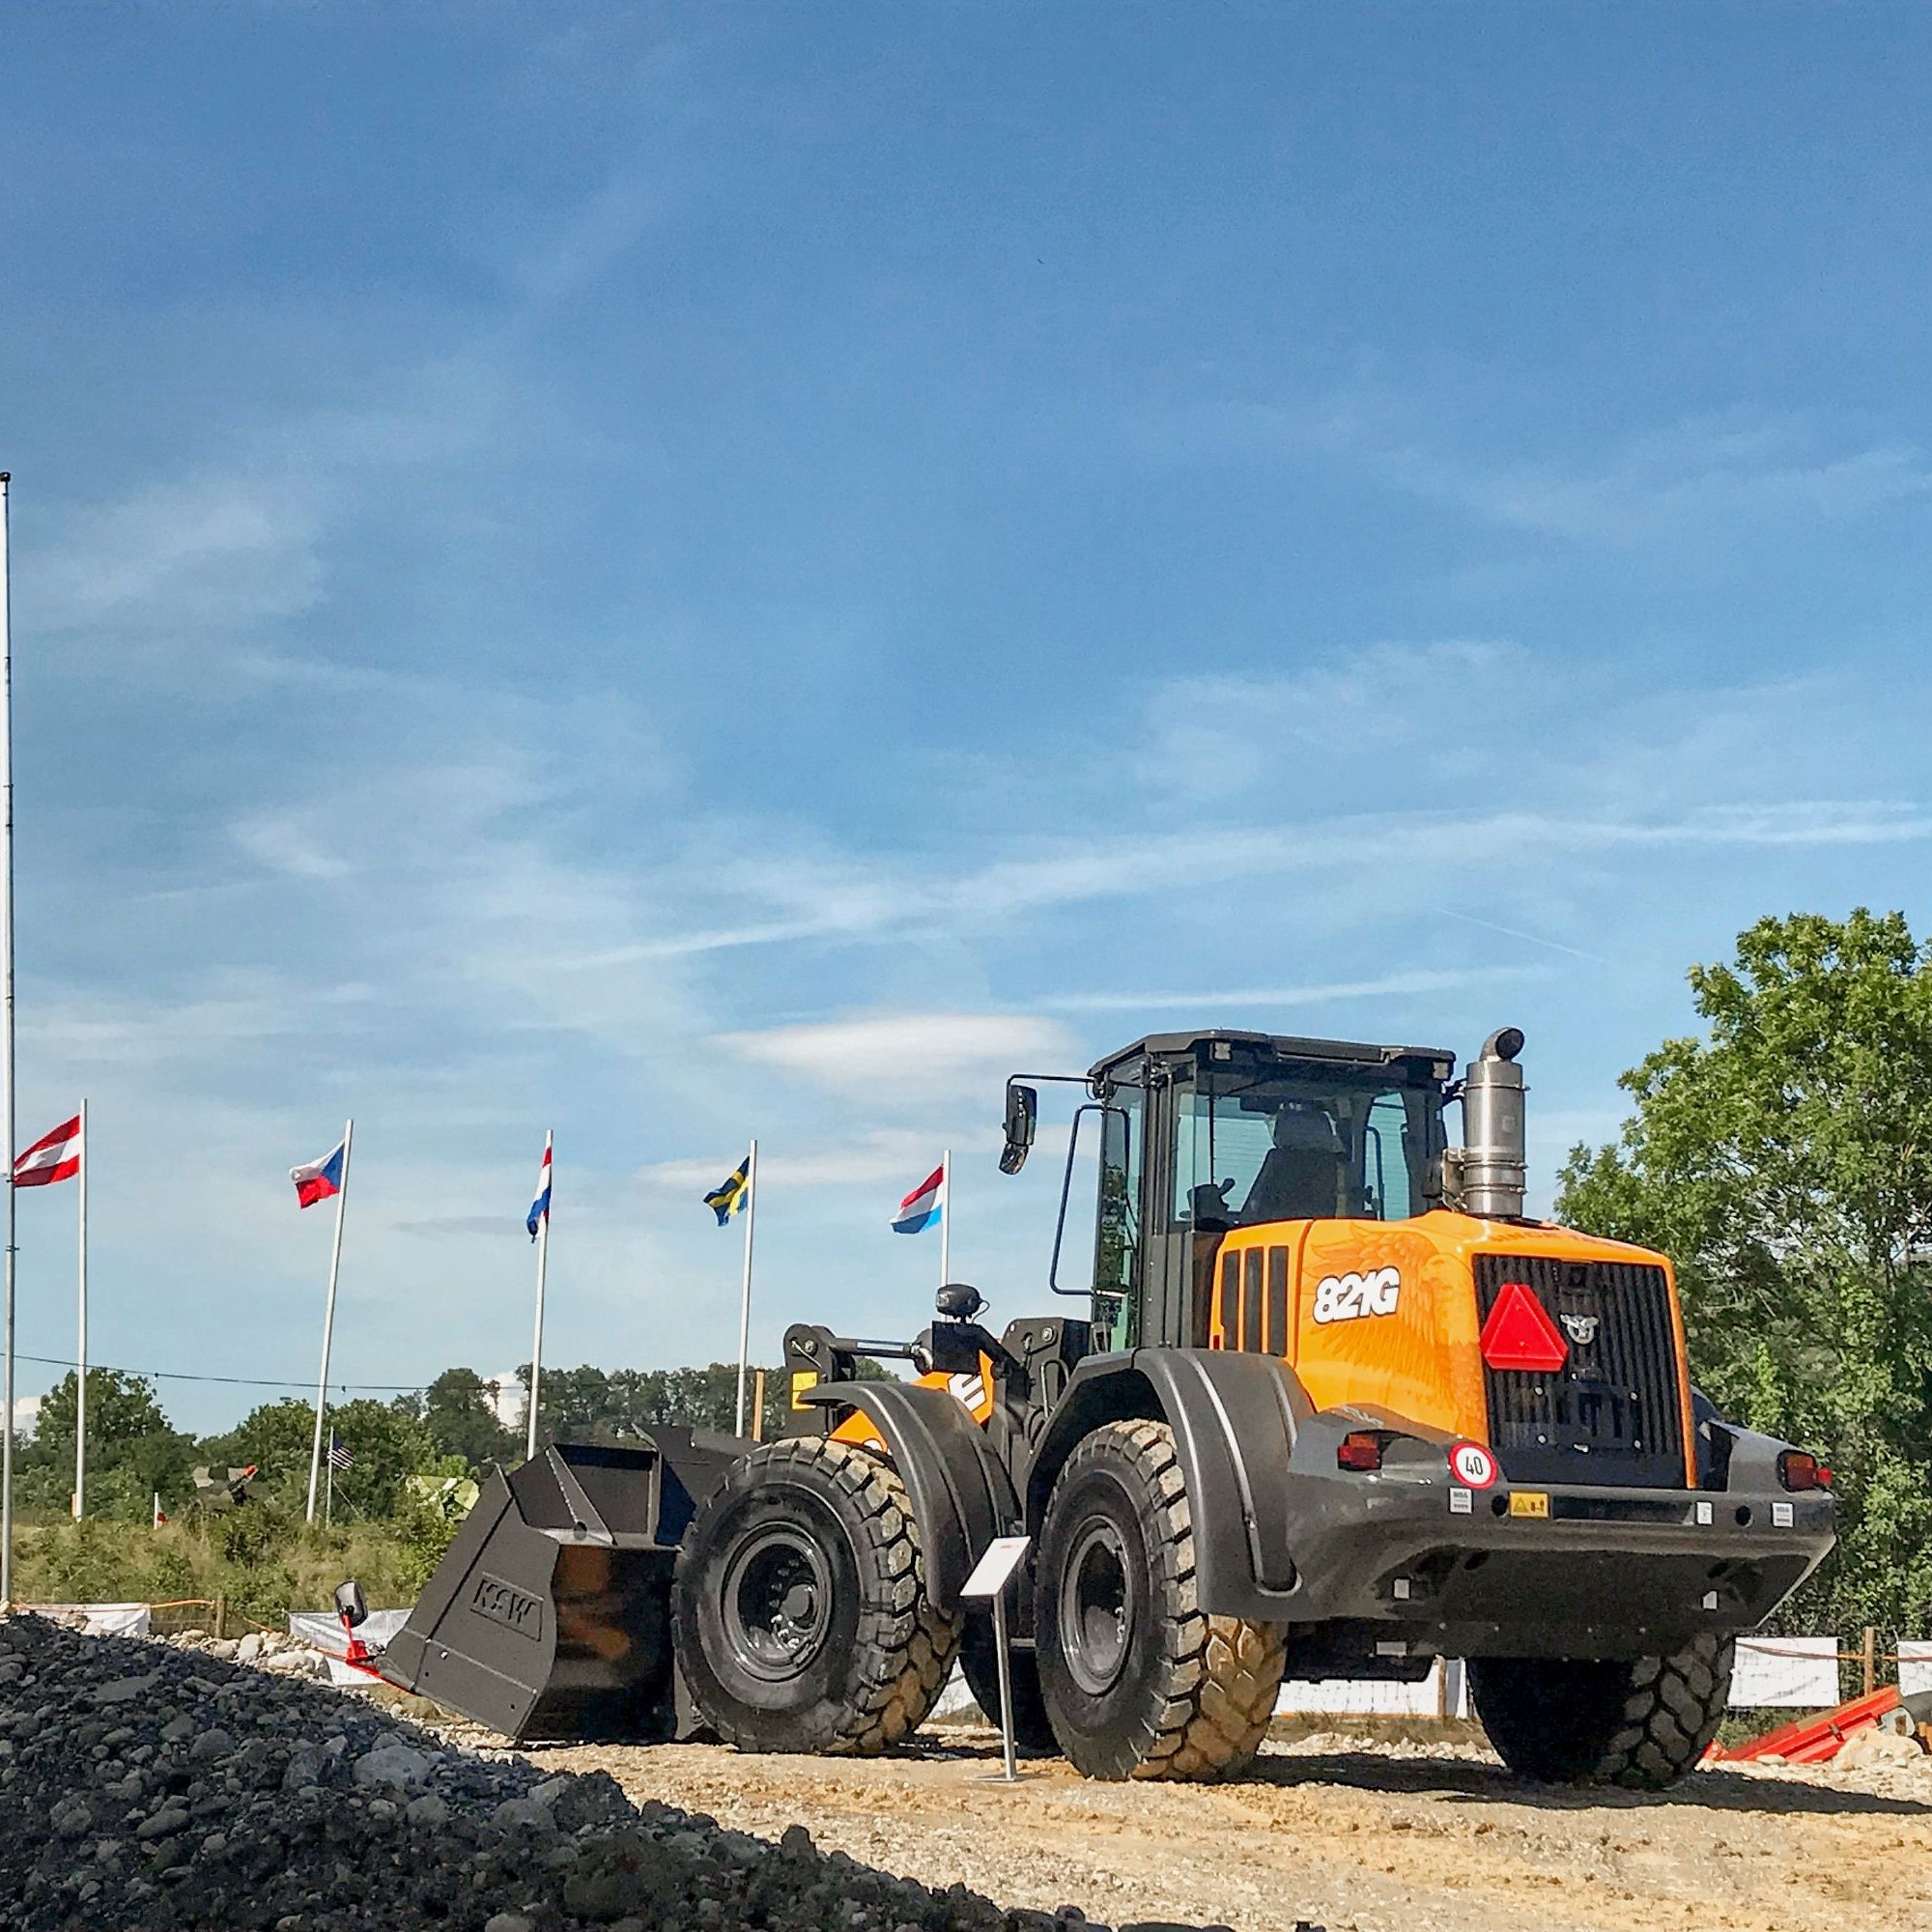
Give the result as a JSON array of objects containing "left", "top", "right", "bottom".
[
  {"left": 17, "top": 1370, "right": 196, "bottom": 1520},
  {"left": 199, "top": 1396, "right": 456, "bottom": 1520},
  {"left": 399, "top": 1368, "right": 516, "bottom": 1470},
  {"left": 1557, "top": 909, "right": 1932, "bottom": 1636}
]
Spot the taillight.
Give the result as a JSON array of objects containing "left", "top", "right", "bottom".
[
  {"left": 1337, "top": 1431, "right": 1385, "bottom": 1473},
  {"left": 1777, "top": 1451, "right": 1831, "bottom": 1492}
]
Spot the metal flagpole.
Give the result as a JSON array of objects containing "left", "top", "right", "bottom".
[
  {"left": 526, "top": 1130, "right": 552, "bottom": 1461},
  {"left": 325, "top": 1435, "right": 333, "bottom": 1528},
  {"left": 304, "top": 1119, "right": 354, "bottom": 1524},
  {"left": 0, "top": 473, "right": 15, "bottom": 1609},
  {"left": 73, "top": 1099, "right": 86, "bottom": 1520},
  {"left": 939, "top": 1147, "right": 951, "bottom": 1288},
  {"left": 733, "top": 1140, "right": 757, "bottom": 1436}
]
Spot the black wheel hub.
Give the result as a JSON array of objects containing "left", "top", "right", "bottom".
[
  {"left": 1060, "top": 1516, "right": 1133, "bottom": 1695},
  {"left": 722, "top": 1526, "right": 833, "bottom": 1681}
]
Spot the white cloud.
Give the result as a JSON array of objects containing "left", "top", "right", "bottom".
[
  {"left": 1038, "top": 966, "right": 1549, "bottom": 1013},
  {"left": 40, "top": 473, "right": 324, "bottom": 632},
  {"left": 715, "top": 1012, "right": 1080, "bottom": 1100}
]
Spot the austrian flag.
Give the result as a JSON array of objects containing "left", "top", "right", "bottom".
[
  {"left": 290, "top": 1140, "right": 347, "bottom": 1209},
  {"left": 14, "top": 1115, "right": 81, "bottom": 1188}
]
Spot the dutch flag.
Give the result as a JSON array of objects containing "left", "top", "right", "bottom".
[
  {"left": 892, "top": 1164, "right": 945, "bottom": 1236},
  {"left": 290, "top": 1140, "right": 347, "bottom": 1209},
  {"left": 527, "top": 1138, "right": 553, "bottom": 1241}
]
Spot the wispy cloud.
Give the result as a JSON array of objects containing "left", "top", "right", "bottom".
[
  {"left": 714, "top": 1012, "right": 1080, "bottom": 1100},
  {"left": 40, "top": 473, "right": 324, "bottom": 634},
  {"left": 1038, "top": 966, "right": 1550, "bottom": 1013},
  {"left": 1154, "top": 394, "right": 1932, "bottom": 547}
]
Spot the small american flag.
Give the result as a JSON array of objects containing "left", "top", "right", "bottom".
[{"left": 327, "top": 1434, "right": 354, "bottom": 1471}]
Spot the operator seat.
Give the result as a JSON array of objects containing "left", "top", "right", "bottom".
[{"left": 1239, "top": 1103, "right": 1349, "bottom": 1222}]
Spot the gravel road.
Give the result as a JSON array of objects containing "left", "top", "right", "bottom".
[
  {"left": 526, "top": 1717, "right": 1932, "bottom": 1932},
  {"left": 9, "top": 1606, "right": 1930, "bottom": 1932}
]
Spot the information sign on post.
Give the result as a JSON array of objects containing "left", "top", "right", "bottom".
[{"left": 959, "top": 1535, "right": 1032, "bottom": 1782}]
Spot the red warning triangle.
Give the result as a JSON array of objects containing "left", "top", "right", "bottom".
[{"left": 1480, "top": 1281, "right": 1570, "bottom": 1372}]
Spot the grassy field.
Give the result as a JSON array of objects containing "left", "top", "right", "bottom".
[{"left": 11, "top": 1504, "right": 454, "bottom": 1628}]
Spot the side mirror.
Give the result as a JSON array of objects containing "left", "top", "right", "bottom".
[
  {"left": 999, "top": 1083, "right": 1038, "bottom": 1175},
  {"left": 333, "top": 1578, "right": 368, "bottom": 1629}
]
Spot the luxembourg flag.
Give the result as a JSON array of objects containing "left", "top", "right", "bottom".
[
  {"left": 526, "top": 1137, "right": 553, "bottom": 1241},
  {"left": 290, "top": 1139, "right": 347, "bottom": 1209},
  {"left": 892, "top": 1163, "right": 946, "bottom": 1236}
]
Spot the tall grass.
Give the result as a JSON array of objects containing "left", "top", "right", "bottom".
[{"left": 13, "top": 1505, "right": 454, "bottom": 1628}]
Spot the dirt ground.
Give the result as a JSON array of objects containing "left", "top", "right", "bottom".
[{"left": 512, "top": 1719, "right": 1932, "bottom": 1932}]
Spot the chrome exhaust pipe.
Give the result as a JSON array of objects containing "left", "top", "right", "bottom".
[{"left": 1459, "top": 1026, "right": 1527, "bottom": 1219}]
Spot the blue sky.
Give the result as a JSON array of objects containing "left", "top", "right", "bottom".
[{"left": 3, "top": 6, "right": 1929, "bottom": 1435}]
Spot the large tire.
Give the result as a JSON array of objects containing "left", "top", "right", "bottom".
[
  {"left": 1470, "top": 1634, "right": 1735, "bottom": 1789},
  {"left": 958, "top": 1616, "right": 1057, "bottom": 1752},
  {"left": 671, "top": 1436, "right": 961, "bottom": 1754},
  {"left": 1034, "top": 1418, "right": 1287, "bottom": 1780}
]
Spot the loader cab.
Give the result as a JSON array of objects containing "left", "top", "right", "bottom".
[{"left": 1083, "top": 1030, "right": 1454, "bottom": 1352}]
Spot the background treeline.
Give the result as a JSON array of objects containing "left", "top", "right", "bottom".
[{"left": 7, "top": 1359, "right": 802, "bottom": 1621}]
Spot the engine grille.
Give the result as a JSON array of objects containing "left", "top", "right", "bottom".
[{"left": 1473, "top": 1255, "right": 1686, "bottom": 1490}]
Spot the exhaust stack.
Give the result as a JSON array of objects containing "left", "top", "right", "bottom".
[{"left": 1459, "top": 1026, "right": 1527, "bottom": 1219}]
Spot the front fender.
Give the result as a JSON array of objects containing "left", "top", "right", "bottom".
[
  {"left": 1021, "top": 1349, "right": 1315, "bottom": 1621},
  {"left": 801, "top": 1379, "right": 1020, "bottom": 1610}
]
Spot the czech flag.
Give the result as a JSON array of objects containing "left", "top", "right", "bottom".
[
  {"left": 291, "top": 1140, "right": 347, "bottom": 1209},
  {"left": 14, "top": 1114, "right": 81, "bottom": 1188},
  {"left": 526, "top": 1140, "right": 553, "bottom": 1241},
  {"left": 892, "top": 1164, "right": 945, "bottom": 1236}
]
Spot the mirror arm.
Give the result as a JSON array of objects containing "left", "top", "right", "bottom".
[{"left": 1048, "top": 1102, "right": 1103, "bottom": 1297}]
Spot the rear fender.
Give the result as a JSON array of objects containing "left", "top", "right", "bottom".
[
  {"left": 801, "top": 1379, "right": 1021, "bottom": 1610},
  {"left": 1019, "top": 1349, "right": 1315, "bottom": 1621}
]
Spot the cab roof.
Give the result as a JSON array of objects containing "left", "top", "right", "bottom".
[{"left": 1089, "top": 1030, "right": 1456, "bottom": 1086}]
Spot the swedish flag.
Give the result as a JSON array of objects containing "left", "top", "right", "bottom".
[{"left": 704, "top": 1156, "right": 751, "bottom": 1226}]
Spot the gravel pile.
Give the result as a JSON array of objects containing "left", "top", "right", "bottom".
[{"left": 0, "top": 1612, "right": 1222, "bottom": 1932}]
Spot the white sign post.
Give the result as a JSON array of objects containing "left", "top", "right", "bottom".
[{"left": 959, "top": 1534, "right": 1032, "bottom": 1782}]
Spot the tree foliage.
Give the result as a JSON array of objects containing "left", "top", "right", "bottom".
[
  {"left": 392, "top": 1368, "right": 517, "bottom": 1470},
  {"left": 1557, "top": 909, "right": 1932, "bottom": 1635},
  {"left": 15, "top": 1371, "right": 197, "bottom": 1520},
  {"left": 197, "top": 1396, "right": 458, "bottom": 1520}
]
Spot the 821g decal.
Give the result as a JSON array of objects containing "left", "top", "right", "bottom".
[{"left": 1311, "top": 1265, "right": 1401, "bottom": 1324}]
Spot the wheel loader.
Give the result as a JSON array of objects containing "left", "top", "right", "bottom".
[{"left": 373, "top": 1025, "right": 1834, "bottom": 1787}]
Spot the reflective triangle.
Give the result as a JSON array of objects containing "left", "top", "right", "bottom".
[{"left": 1480, "top": 1281, "right": 1570, "bottom": 1373}]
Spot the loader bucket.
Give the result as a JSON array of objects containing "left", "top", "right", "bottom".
[{"left": 378, "top": 1433, "right": 738, "bottom": 1744}]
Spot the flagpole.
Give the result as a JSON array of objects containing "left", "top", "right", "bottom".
[
  {"left": 734, "top": 1139, "right": 757, "bottom": 1436},
  {"left": 304, "top": 1118, "right": 354, "bottom": 1525},
  {"left": 939, "top": 1148, "right": 951, "bottom": 1289},
  {"left": 526, "top": 1130, "right": 552, "bottom": 1462},
  {"left": 73, "top": 1099, "right": 86, "bottom": 1520},
  {"left": 0, "top": 473, "right": 15, "bottom": 1610}
]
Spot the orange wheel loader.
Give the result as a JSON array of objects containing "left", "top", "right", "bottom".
[{"left": 372, "top": 1026, "right": 1833, "bottom": 1788}]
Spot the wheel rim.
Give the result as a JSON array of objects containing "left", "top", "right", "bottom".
[
  {"left": 1059, "top": 1515, "right": 1133, "bottom": 1695},
  {"left": 721, "top": 1524, "right": 834, "bottom": 1682}
]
